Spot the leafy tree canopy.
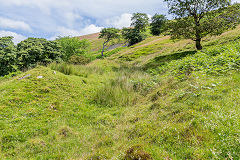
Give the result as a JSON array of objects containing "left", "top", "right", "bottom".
[
  {"left": 150, "top": 14, "right": 167, "bottom": 36},
  {"left": 165, "top": 0, "right": 240, "bottom": 50},
  {"left": 17, "top": 38, "right": 62, "bottom": 70},
  {"left": 122, "top": 28, "right": 147, "bottom": 46},
  {"left": 56, "top": 37, "right": 91, "bottom": 61},
  {"left": 99, "top": 28, "right": 120, "bottom": 56},
  {"left": 0, "top": 37, "right": 17, "bottom": 76},
  {"left": 131, "top": 13, "right": 149, "bottom": 32}
]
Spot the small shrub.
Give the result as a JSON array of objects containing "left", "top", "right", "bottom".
[{"left": 68, "top": 55, "right": 90, "bottom": 65}]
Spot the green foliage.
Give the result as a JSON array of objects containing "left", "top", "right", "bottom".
[
  {"left": 99, "top": 28, "right": 120, "bottom": 56},
  {"left": 151, "top": 40, "right": 240, "bottom": 80},
  {"left": 68, "top": 55, "right": 90, "bottom": 65},
  {"left": 131, "top": 13, "right": 149, "bottom": 32},
  {"left": 122, "top": 13, "right": 149, "bottom": 46},
  {"left": 56, "top": 37, "right": 91, "bottom": 61},
  {"left": 99, "top": 28, "right": 120, "bottom": 41},
  {"left": 150, "top": 14, "right": 167, "bottom": 36},
  {"left": 165, "top": 0, "right": 240, "bottom": 50},
  {"left": 1, "top": 19, "right": 240, "bottom": 160},
  {"left": 17, "top": 38, "right": 62, "bottom": 70},
  {"left": 122, "top": 28, "right": 147, "bottom": 46},
  {"left": 165, "top": 0, "right": 231, "bottom": 17},
  {"left": 0, "top": 37, "right": 18, "bottom": 76}
]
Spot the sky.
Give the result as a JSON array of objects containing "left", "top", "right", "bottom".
[{"left": 0, "top": 0, "right": 239, "bottom": 44}]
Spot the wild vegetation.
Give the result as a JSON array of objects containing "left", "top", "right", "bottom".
[
  {"left": 165, "top": 0, "right": 240, "bottom": 50},
  {"left": 0, "top": 1, "right": 240, "bottom": 160}
]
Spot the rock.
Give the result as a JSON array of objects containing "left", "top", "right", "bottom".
[
  {"left": 37, "top": 76, "right": 43, "bottom": 79},
  {"left": 18, "top": 74, "right": 31, "bottom": 80},
  {"left": 53, "top": 71, "right": 56, "bottom": 75}
]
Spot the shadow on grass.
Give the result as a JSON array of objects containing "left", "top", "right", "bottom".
[{"left": 143, "top": 50, "right": 197, "bottom": 70}]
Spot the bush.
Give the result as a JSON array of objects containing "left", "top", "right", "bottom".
[
  {"left": 17, "top": 38, "right": 62, "bottom": 70},
  {"left": 68, "top": 55, "right": 90, "bottom": 65},
  {"left": 0, "top": 37, "right": 18, "bottom": 76},
  {"left": 56, "top": 37, "right": 91, "bottom": 61}
]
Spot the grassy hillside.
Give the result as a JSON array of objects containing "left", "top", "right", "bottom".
[
  {"left": 78, "top": 33, "right": 104, "bottom": 52},
  {"left": 78, "top": 32, "right": 126, "bottom": 54},
  {"left": 0, "top": 26, "right": 240, "bottom": 159}
]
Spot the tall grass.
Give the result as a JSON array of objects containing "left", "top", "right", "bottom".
[
  {"left": 48, "top": 62, "right": 105, "bottom": 77},
  {"left": 93, "top": 67, "right": 156, "bottom": 107},
  {"left": 48, "top": 62, "right": 74, "bottom": 75}
]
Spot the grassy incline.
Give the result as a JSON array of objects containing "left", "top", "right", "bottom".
[{"left": 0, "top": 26, "right": 240, "bottom": 159}]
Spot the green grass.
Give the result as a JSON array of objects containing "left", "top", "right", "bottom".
[
  {"left": 117, "top": 39, "right": 172, "bottom": 62},
  {"left": 0, "top": 26, "right": 240, "bottom": 159}
]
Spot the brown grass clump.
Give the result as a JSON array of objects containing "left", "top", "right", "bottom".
[{"left": 124, "top": 145, "right": 152, "bottom": 160}]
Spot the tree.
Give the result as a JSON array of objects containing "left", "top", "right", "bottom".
[
  {"left": 17, "top": 38, "right": 62, "bottom": 70},
  {"left": 164, "top": 0, "right": 240, "bottom": 50},
  {"left": 56, "top": 37, "right": 91, "bottom": 61},
  {"left": 0, "top": 37, "right": 17, "bottom": 76},
  {"left": 122, "top": 28, "right": 147, "bottom": 46},
  {"left": 131, "top": 13, "right": 149, "bottom": 32},
  {"left": 121, "top": 13, "right": 149, "bottom": 46},
  {"left": 150, "top": 14, "right": 167, "bottom": 36},
  {"left": 99, "top": 28, "right": 120, "bottom": 56}
]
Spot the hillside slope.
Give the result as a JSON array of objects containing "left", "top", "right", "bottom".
[{"left": 1, "top": 26, "right": 240, "bottom": 159}]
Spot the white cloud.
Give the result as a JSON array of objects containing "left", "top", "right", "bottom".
[
  {"left": 56, "top": 27, "right": 81, "bottom": 37},
  {"left": 50, "top": 24, "right": 103, "bottom": 40},
  {"left": 79, "top": 24, "right": 103, "bottom": 35},
  {"left": 0, "top": 0, "right": 167, "bottom": 38},
  {"left": 105, "top": 13, "right": 132, "bottom": 29},
  {"left": 0, "top": 0, "right": 166, "bottom": 18},
  {"left": 0, "top": 30, "right": 27, "bottom": 44},
  {"left": 64, "top": 12, "right": 83, "bottom": 27},
  {"left": 0, "top": 17, "right": 31, "bottom": 31}
]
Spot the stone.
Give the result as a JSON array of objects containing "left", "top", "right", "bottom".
[{"left": 18, "top": 74, "right": 31, "bottom": 80}]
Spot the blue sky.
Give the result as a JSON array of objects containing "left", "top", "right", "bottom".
[{"left": 0, "top": 0, "right": 239, "bottom": 44}]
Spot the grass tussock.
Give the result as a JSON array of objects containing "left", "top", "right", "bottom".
[
  {"left": 93, "top": 67, "right": 155, "bottom": 107},
  {"left": 48, "top": 62, "right": 74, "bottom": 75}
]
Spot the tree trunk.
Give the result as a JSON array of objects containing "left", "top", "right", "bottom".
[
  {"left": 101, "top": 43, "right": 106, "bottom": 57},
  {"left": 196, "top": 38, "right": 202, "bottom": 50},
  {"left": 193, "top": 15, "right": 202, "bottom": 50}
]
